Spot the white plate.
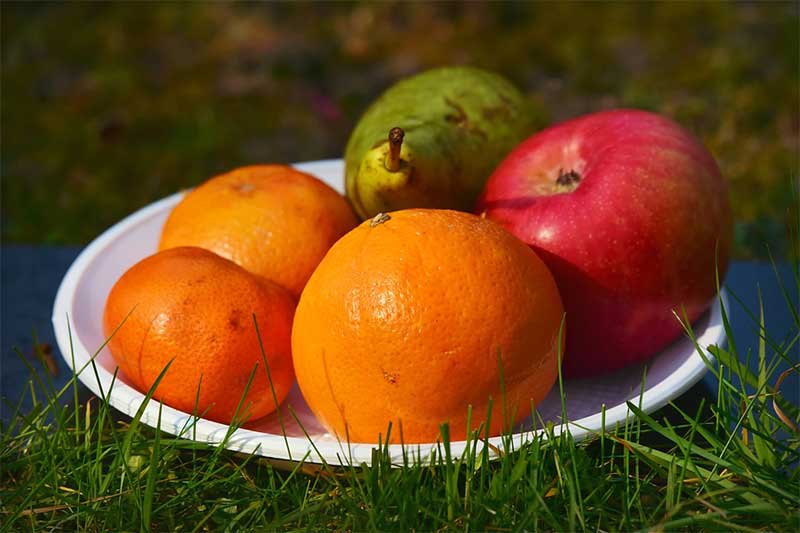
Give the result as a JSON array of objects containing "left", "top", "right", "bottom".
[{"left": 52, "top": 159, "right": 727, "bottom": 466}]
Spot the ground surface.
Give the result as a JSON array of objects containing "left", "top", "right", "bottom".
[
  {"left": 2, "top": 3, "right": 798, "bottom": 257},
  {"left": 2, "top": 247, "right": 798, "bottom": 531}
]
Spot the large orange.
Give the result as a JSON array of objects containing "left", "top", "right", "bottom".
[
  {"left": 159, "top": 165, "right": 358, "bottom": 297},
  {"left": 292, "top": 209, "right": 564, "bottom": 444},
  {"left": 103, "top": 246, "right": 295, "bottom": 424}
]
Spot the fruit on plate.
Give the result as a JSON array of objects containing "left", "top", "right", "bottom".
[
  {"left": 291, "top": 209, "right": 564, "bottom": 443},
  {"left": 476, "top": 109, "right": 731, "bottom": 378},
  {"left": 103, "top": 246, "right": 296, "bottom": 424},
  {"left": 344, "top": 66, "right": 543, "bottom": 220},
  {"left": 159, "top": 165, "right": 357, "bottom": 298}
]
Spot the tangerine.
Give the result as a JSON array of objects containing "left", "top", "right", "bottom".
[
  {"left": 291, "top": 209, "right": 564, "bottom": 443},
  {"left": 159, "top": 165, "right": 358, "bottom": 297},
  {"left": 103, "top": 246, "right": 295, "bottom": 424}
]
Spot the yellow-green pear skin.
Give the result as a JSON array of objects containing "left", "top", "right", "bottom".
[{"left": 345, "top": 66, "right": 545, "bottom": 219}]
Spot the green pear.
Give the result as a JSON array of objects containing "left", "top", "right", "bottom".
[{"left": 344, "top": 66, "right": 544, "bottom": 219}]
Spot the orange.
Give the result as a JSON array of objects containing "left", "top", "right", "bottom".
[
  {"left": 159, "top": 165, "right": 358, "bottom": 297},
  {"left": 291, "top": 209, "right": 564, "bottom": 444},
  {"left": 103, "top": 246, "right": 295, "bottom": 424}
]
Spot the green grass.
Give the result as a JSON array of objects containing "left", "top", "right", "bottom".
[{"left": 2, "top": 262, "right": 798, "bottom": 531}]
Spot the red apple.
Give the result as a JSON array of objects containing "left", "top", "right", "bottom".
[{"left": 476, "top": 109, "right": 731, "bottom": 378}]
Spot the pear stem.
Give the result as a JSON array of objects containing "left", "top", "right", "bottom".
[{"left": 385, "top": 127, "right": 404, "bottom": 172}]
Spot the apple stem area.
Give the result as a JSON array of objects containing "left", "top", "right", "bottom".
[{"left": 556, "top": 168, "right": 581, "bottom": 190}]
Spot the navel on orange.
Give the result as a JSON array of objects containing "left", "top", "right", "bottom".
[
  {"left": 159, "top": 165, "right": 358, "bottom": 297},
  {"left": 291, "top": 209, "right": 564, "bottom": 444},
  {"left": 103, "top": 246, "right": 295, "bottom": 424}
]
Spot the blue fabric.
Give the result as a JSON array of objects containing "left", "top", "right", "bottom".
[
  {"left": 1, "top": 245, "right": 87, "bottom": 425},
  {"left": 708, "top": 262, "right": 798, "bottom": 405},
  {"left": 1, "top": 245, "right": 797, "bottom": 426}
]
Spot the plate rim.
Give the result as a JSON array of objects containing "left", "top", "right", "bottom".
[{"left": 51, "top": 158, "right": 725, "bottom": 466}]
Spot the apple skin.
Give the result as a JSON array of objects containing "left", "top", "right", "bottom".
[{"left": 476, "top": 109, "right": 731, "bottom": 378}]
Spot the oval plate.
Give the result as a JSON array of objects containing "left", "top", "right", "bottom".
[{"left": 52, "top": 159, "right": 727, "bottom": 466}]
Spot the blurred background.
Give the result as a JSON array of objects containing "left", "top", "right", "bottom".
[{"left": 2, "top": 2, "right": 797, "bottom": 258}]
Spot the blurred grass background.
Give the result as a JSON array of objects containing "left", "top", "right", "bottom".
[{"left": 2, "top": 2, "right": 797, "bottom": 258}]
